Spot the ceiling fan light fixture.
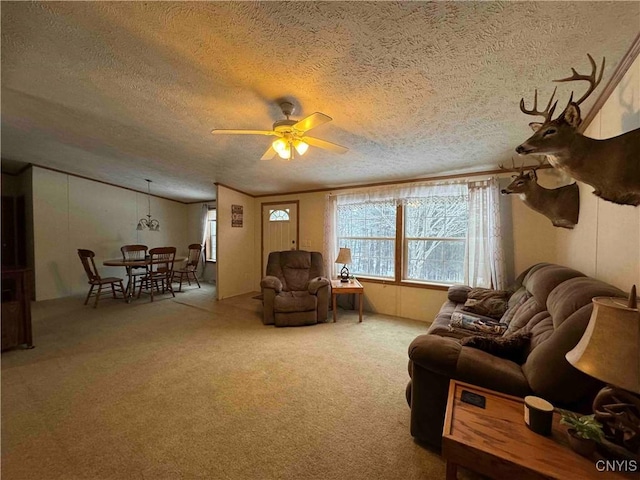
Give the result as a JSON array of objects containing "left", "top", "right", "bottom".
[
  {"left": 293, "top": 139, "right": 309, "bottom": 155},
  {"left": 273, "top": 138, "right": 291, "bottom": 159}
]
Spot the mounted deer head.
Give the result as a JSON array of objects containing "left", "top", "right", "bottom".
[
  {"left": 516, "top": 54, "right": 640, "bottom": 206},
  {"left": 500, "top": 159, "right": 579, "bottom": 229}
]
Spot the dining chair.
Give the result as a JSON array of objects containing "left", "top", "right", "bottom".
[
  {"left": 137, "top": 246, "right": 176, "bottom": 302},
  {"left": 77, "top": 249, "right": 126, "bottom": 308},
  {"left": 120, "top": 244, "right": 148, "bottom": 294},
  {"left": 172, "top": 244, "right": 203, "bottom": 292}
]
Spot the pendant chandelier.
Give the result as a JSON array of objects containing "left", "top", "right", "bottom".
[{"left": 137, "top": 179, "right": 160, "bottom": 231}]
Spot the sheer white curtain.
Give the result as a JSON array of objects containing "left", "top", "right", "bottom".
[
  {"left": 325, "top": 177, "right": 506, "bottom": 288},
  {"left": 465, "top": 178, "right": 506, "bottom": 289},
  {"left": 331, "top": 180, "right": 463, "bottom": 205},
  {"left": 323, "top": 194, "right": 338, "bottom": 279},
  {"left": 199, "top": 203, "right": 211, "bottom": 276}
]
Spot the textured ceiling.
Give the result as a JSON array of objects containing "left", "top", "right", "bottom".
[{"left": 1, "top": 1, "right": 639, "bottom": 202}]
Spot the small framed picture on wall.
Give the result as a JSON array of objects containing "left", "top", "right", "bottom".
[{"left": 231, "top": 205, "right": 243, "bottom": 227}]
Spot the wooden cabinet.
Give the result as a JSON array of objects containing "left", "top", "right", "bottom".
[{"left": 1, "top": 267, "right": 33, "bottom": 351}]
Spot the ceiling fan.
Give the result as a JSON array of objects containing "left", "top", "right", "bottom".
[{"left": 211, "top": 101, "right": 348, "bottom": 161}]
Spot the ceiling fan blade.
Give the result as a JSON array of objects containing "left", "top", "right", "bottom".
[
  {"left": 211, "top": 129, "right": 279, "bottom": 136},
  {"left": 260, "top": 145, "right": 277, "bottom": 161},
  {"left": 292, "top": 112, "right": 332, "bottom": 133},
  {"left": 302, "top": 136, "right": 348, "bottom": 154}
]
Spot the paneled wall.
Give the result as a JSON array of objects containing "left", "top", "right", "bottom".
[
  {"left": 216, "top": 185, "right": 255, "bottom": 300},
  {"left": 32, "top": 167, "right": 188, "bottom": 300},
  {"left": 556, "top": 55, "right": 640, "bottom": 291}
]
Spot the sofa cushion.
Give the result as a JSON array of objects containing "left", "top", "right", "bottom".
[
  {"left": 500, "top": 289, "right": 532, "bottom": 326},
  {"left": 522, "top": 304, "right": 603, "bottom": 404},
  {"left": 460, "top": 331, "right": 531, "bottom": 364},
  {"left": 546, "top": 276, "right": 624, "bottom": 328},
  {"left": 462, "top": 287, "right": 510, "bottom": 319},
  {"left": 504, "top": 296, "right": 546, "bottom": 335},
  {"left": 524, "top": 312, "right": 555, "bottom": 350},
  {"left": 523, "top": 264, "right": 585, "bottom": 308}
]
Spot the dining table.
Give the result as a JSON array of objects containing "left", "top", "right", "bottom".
[{"left": 103, "top": 256, "right": 187, "bottom": 303}]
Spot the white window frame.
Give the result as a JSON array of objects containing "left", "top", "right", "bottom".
[{"left": 205, "top": 208, "right": 216, "bottom": 262}]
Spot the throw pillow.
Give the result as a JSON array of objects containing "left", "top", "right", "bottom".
[
  {"left": 460, "top": 331, "right": 532, "bottom": 364},
  {"left": 461, "top": 287, "right": 510, "bottom": 319},
  {"left": 447, "top": 285, "right": 471, "bottom": 304}
]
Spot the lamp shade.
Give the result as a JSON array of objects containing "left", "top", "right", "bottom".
[
  {"left": 566, "top": 296, "right": 640, "bottom": 394},
  {"left": 335, "top": 247, "right": 352, "bottom": 265}
]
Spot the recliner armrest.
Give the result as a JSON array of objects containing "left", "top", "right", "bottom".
[
  {"left": 308, "top": 276, "right": 330, "bottom": 295},
  {"left": 261, "top": 276, "right": 283, "bottom": 293}
]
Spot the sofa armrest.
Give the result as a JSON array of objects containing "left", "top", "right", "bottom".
[
  {"left": 308, "top": 276, "right": 330, "bottom": 295},
  {"left": 260, "top": 275, "right": 282, "bottom": 293},
  {"left": 408, "top": 334, "right": 462, "bottom": 377},
  {"left": 456, "top": 348, "right": 531, "bottom": 397}
]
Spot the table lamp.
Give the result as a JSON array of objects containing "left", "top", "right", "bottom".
[
  {"left": 335, "top": 248, "right": 352, "bottom": 283},
  {"left": 565, "top": 286, "right": 639, "bottom": 460}
]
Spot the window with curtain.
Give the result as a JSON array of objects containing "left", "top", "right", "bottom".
[
  {"left": 205, "top": 208, "right": 217, "bottom": 262},
  {"left": 329, "top": 178, "right": 504, "bottom": 289},
  {"left": 404, "top": 189, "right": 468, "bottom": 284},
  {"left": 336, "top": 201, "right": 396, "bottom": 279}
]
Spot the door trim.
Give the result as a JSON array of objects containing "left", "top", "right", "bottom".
[{"left": 261, "top": 200, "right": 300, "bottom": 276}]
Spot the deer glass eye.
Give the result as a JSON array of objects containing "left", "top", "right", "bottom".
[{"left": 543, "top": 128, "right": 557, "bottom": 136}]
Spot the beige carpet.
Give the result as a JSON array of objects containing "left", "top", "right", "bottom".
[{"left": 1, "top": 284, "right": 477, "bottom": 480}]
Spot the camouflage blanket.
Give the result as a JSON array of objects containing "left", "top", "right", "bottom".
[{"left": 449, "top": 311, "right": 508, "bottom": 336}]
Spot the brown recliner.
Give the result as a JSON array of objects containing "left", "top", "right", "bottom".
[{"left": 261, "top": 251, "right": 331, "bottom": 327}]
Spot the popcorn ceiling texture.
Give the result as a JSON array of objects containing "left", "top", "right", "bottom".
[{"left": 1, "top": 1, "right": 638, "bottom": 201}]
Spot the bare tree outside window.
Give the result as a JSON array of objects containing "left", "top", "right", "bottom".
[
  {"left": 337, "top": 201, "right": 396, "bottom": 279},
  {"left": 404, "top": 194, "right": 468, "bottom": 283},
  {"left": 335, "top": 187, "right": 469, "bottom": 285}
]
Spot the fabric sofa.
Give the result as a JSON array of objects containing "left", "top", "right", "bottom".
[
  {"left": 260, "top": 250, "right": 331, "bottom": 327},
  {"left": 406, "top": 263, "right": 625, "bottom": 449}
]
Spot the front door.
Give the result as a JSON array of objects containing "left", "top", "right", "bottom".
[{"left": 261, "top": 202, "right": 299, "bottom": 275}]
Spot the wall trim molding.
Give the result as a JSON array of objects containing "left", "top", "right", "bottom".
[
  {"left": 581, "top": 32, "right": 640, "bottom": 132},
  {"left": 214, "top": 182, "right": 255, "bottom": 198},
  {"left": 252, "top": 165, "right": 549, "bottom": 198}
]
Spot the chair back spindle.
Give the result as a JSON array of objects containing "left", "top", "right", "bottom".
[{"left": 121, "top": 244, "right": 148, "bottom": 262}]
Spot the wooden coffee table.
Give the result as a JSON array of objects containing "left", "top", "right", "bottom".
[
  {"left": 331, "top": 279, "right": 364, "bottom": 323},
  {"left": 442, "top": 381, "right": 631, "bottom": 480}
]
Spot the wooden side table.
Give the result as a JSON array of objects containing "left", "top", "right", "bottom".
[
  {"left": 331, "top": 279, "right": 364, "bottom": 323},
  {"left": 442, "top": 381, "right": 632, "bottom": 479}
]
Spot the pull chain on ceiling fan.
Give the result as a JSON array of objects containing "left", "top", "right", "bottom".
[{"left": 211, "top": 101, "right": 348, "bottom": 161}]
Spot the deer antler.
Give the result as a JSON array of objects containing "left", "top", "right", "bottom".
[
  {"left": 519, "top": 87, "right": 558, "bottom": 122},
  {"left": 498, "top": 157, "right": 518, "bottom": 171},
  {"left": 530, "top": 156, "right": 547, "bottom": 179},
  {"left": 554, "top": 54, "right": 605, "bottom": 106},
  {"left": 499, "top": 158, "right": 523, "bottom": 177}
]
